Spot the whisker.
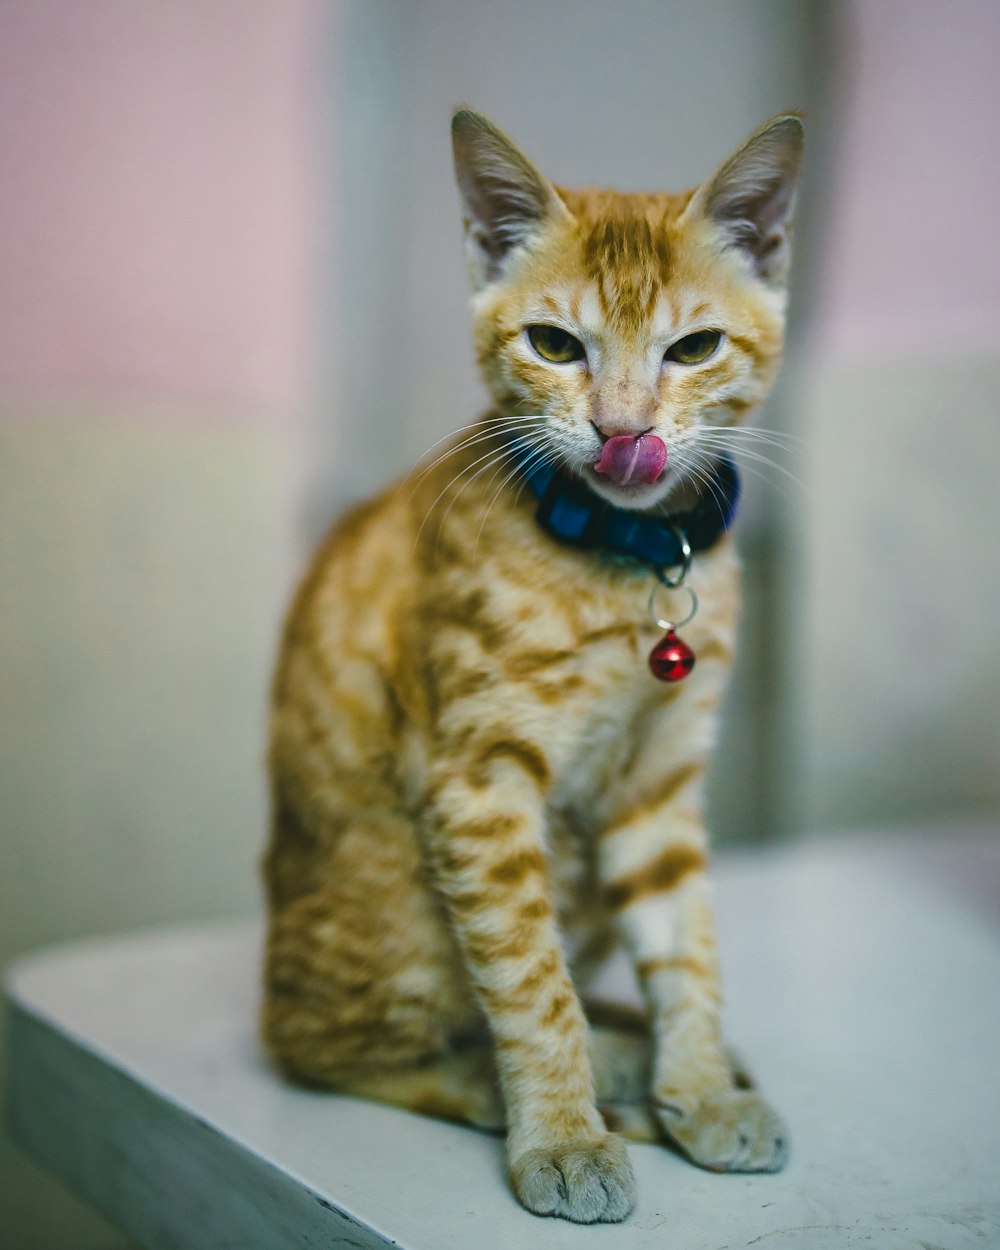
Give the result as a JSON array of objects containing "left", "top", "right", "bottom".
[
  {"left": 406, "top": 416, "right": 547, "bottom": 492},
  {"left": 414, "top": 437, "right": 520, "bottom": 553},
  {"left": 697, "top": 445, "right": 801, "bottom": 503},
  {"left": 510, "top": 439, "right": 562, "bottom": 512},
  {"left": 693, "top": 426, "right": 804, "bottom": 496},
  {"left": 472, "top": 437, "right": 557, "bottom": 559},
  {"left": 408, "top": 424, "right": 544, "bottom": 494},
  {"left": 493, "top": 432, "right": 557, "bottom": 513},
  {"left": 697, "top": 428, "right": 804, "bottom": 462},
  {"left": 725, "top": 456, "right": 802, "bottom": 502},
  {"left": 682, "top": 457, "right": 729, "bottom": 519},
  {"left": 703, "top": 443, "right": 803, "bottom": 492},
  {"left": 427, "top": 436, "right": 531, "bottom": 560},
  {"left": 410, "top": 413, "right": 549, "bottom": 469},
  {"left": 705, "top": 423, "right": 805, "bottom": 446}
]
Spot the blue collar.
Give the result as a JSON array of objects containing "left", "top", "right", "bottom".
[{"left": 512, "top": 443, "right": 740, "bottom": 570}]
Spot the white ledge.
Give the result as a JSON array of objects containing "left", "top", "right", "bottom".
[{"left": 5, "top": 829, "right": 1000, "bottom": 1249}]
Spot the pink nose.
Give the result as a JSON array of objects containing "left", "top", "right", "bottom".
[{"left": 594, "top": 433, "right": 667, "bottom": 486}]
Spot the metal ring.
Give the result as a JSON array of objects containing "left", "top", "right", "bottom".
[
  {"left": 657, "top": 528, "right": 692, "bottom": 588},
  {"left": 648, "top": 581, "right": 698, "bottom": 632}
]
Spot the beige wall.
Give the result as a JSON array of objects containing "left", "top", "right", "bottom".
[
  {"left": 0, "top": 0, "right": 323, "bottom": 410},
  {"left": 789, "top": 360, "right": 1000, "bottom": 831},
  {"left": 0, "top": 4, "right": 323, "bottom": 1246},
  {"left": 784, "top": 0, "right": 1000, "bottom": 833},
  {"left": 0, "top": 409, "right": 302, "bottom": 1248}
]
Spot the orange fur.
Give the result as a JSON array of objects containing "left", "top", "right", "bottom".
[{"left": 262, "top": 108, "right": 801, "bottom": 1222}]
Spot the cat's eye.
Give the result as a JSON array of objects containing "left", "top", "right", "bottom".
[
  {"left": 526, "top": 324, "right": 586, "bottom": 364},
  {"left": 664, "top": 329, "right": 723, "bottom": 366}
]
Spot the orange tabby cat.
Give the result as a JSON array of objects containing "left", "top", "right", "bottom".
[{"left": 262, "top": 108, "right": 802, "bottom": 1223}]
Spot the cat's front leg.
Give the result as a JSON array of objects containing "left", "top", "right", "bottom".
[
  {"left": 598, "top": 694, "right": 788, "bottom": 1173},
  {"left": 426, "top": 742, "right": 636, "bottom": 1222}
]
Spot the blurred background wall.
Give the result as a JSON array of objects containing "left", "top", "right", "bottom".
[
  {"left": 788, "top": 0, "right": 1000, "bottom": 834},
  {"left": 0, "top": 3, "right": 324, "bottom": 1246},
  {"left": 0, "top": 3, "right": 997, "bottom": 1247}
]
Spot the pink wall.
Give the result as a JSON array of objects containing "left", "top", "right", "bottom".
[
  {"left": 818, "top": 0, "right": 1000, "bottom": 361},
  {"left": 0, "top": 1, "right": 326, "bottom": 418}
]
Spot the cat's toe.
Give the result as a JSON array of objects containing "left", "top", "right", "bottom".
[
  {"left": 654, "top": 1087, "right": 788, "bottom": 1173},
  {"left": 511, "top": 1132, "right": 636, "bottom": 1223}
]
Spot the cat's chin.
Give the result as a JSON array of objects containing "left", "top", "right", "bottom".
[{"left": 580, "top": 465, "right": 678, "bottom": 513}]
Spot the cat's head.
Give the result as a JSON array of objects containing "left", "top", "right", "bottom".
[{"left": 452, "top": 109, "right": 802, "bottom": 512}]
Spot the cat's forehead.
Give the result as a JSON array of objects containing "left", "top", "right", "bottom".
[
  {"left": 542, "top": 186, "right": 708, "bottom": 338},
  {"left": 558, "top": 185, "right": 692, "bottom": 225}
]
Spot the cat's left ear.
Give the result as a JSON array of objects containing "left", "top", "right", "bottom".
[
  {"left": 687, "top": 114, "right": 804, "bottom": 286},
  {"left": 452, "top": 108, "right": 571, "bottom": 288}
]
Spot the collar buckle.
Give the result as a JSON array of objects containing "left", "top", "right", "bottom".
[{"left": 657, "top": 528, "right": 692, "bottom": 587}]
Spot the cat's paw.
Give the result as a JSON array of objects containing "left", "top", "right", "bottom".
[
  {"left": 653, "top": 1087, "right": 788, "bottom": 1173},
  {"left": 510, "top": 1133, "right": 636, "bottom": 1223}
]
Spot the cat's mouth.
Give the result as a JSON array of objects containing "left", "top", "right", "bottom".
[{"left": 592, "top": 433, "right": 667, "bottom": 487}]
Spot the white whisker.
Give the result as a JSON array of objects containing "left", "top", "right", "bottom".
[
  {"left": 705, "top": 423, "right": 805, "bottom": 447},
  {"left": 426, "top": 434, "right": 537, "bottom": 561},
  {"left": 410, "top": 413, "right": 548, "bottom": 469},
  {"left": 698, "top": 429, "right": 804, "bottom": 462},
  {"left": 705, "top": 444, "right": 803, "bottom": 492},
  {"left": 414, "top": 437, "right": 520, "bottom": 553},
  {"left": 406, "top": 416, "right": 547, "bottom": 493},
  {"left": 692, "top": 427, "right": 804, "bottom": 496},
  {"left": 473, "top": 436, "right": 557, "bottom": 559},
  {"left": 681, "top": 457, "right": 729, "bottom": 519}
]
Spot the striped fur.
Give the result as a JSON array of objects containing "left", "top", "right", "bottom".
[{"left": 262, "top": 109, "right": 801, "bottom": 1222}]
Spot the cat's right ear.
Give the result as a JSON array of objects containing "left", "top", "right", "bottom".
[
  {"left": 686, "top": 113, "right": 804, "bottom": 287},
  {"left": 452, "top": 109, "right": 570, "bottom": 288}
]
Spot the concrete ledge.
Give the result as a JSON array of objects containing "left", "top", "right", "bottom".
[{"left": 6, "top": 831, "right": 999, "bottom": 1249}]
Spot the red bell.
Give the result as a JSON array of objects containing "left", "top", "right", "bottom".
[{"left": 648, "top": 629, "right": 695, "bottom": 682}]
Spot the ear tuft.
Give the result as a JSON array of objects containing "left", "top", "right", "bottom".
[
  {"left": 452, "top": 108, "right": 566, "bottom": 287},
  {"left": 694, "top": 114, "right": 804, "bottom": 286}
]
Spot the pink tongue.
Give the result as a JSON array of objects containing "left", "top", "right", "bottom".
[{"left": 593, "top": 433, "right": 667, "bottom": 485}]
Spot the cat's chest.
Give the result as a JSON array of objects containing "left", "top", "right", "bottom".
[
  {"left": 467, "top": 534, "right": 738, "bottom": 798},
  {"left": 546, "top": 664, "right": 654, "bottom": 822},
  {"left": 516, "top": 546, "right": 737, "bottom": 807},
  {"left": 540, "top": 670, "right": 658, "bottom": 926},
  {"left": 524, "top": 603, "right": 664, "bottom": 815}
]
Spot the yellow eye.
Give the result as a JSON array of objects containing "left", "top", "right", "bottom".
[
  {"left": 665, "top": 329, "right": 722, "bottom": 365},
  {"left": 526, "top": 324, "right": 586, "bottom": 364}
]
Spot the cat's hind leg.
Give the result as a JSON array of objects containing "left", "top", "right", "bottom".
[
  {"left": 262, "top": 810, "right": 503, "bottom": 1125},
  {"left": 330, "top": 1045, "right": 505, "bottom": 1130},
  {"left": 582, "top": 1000, "right": 773, "bottom": 1149},
  {"left": 339, "top": 1015, "right": 666, "bottom": 1142},
  {"left": 263, "top": 895, "right": 507, "bottom": 1130},
  {"left": 580, "top": 999, "right": 657, "bottom": 1142}
]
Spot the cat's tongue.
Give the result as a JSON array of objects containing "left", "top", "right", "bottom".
[{"left": 593, "top": 433, "right": 667, "bottom": 486}]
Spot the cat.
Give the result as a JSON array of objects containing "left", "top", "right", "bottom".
[{"left": 262, "top": 107, "right": 802, "bottom": 1224}]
